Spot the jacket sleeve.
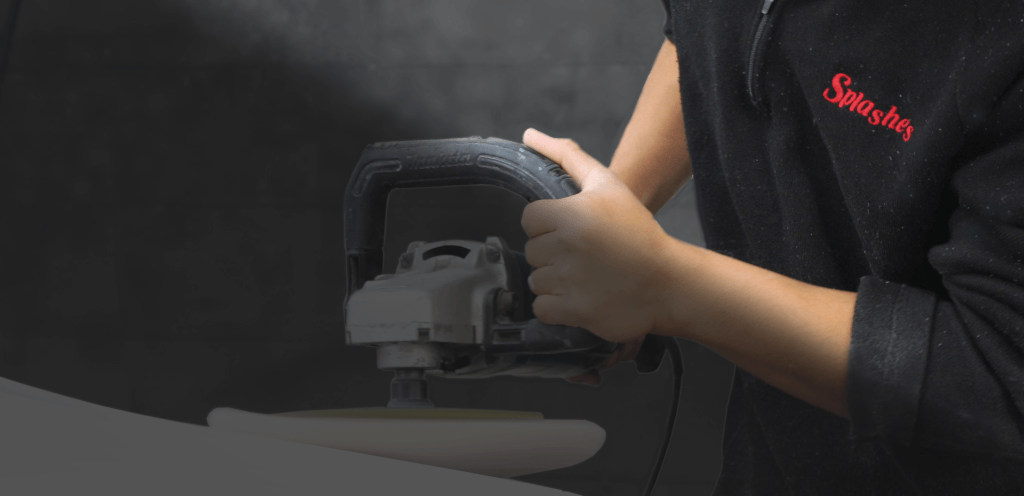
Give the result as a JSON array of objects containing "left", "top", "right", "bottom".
[
  {"left": 660, "top": 0, "right": 673, "bottom": 40},
  {"left": 846, "top": 2, "right": 1024, "bottom": 460}
]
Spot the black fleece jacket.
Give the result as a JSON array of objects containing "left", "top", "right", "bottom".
[{"left": 660, "top": 0, "right": 1024, "bottom": 494}]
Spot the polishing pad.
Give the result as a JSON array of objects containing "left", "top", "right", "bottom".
[
  {"left": 273, "top": 407, "right": 545, "bottom": 420},
  {"left": 207, "top": 407, "right": 606, "bottom": 478}
]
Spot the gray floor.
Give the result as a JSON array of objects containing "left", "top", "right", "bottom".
[{"left": 0, "top": 1, "right": 734, "bottom": 494}]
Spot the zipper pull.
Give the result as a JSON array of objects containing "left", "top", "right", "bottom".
[{"left": 761, "top": 0, "right": 774, "bottom": 14}]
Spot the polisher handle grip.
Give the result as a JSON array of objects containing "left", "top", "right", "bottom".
[
  {"left": 343, "top": 137, "right": 627, "bottom": 380},
  {"left": 344, "top": 137, "right": 580, "bottom": 293}
]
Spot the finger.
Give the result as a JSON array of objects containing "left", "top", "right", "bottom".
[
  {"left": 527, "top": 265, "right": 561, "bottom": 296},
  {"left": 523, "top": 128, "right": 609, "bottom": 191},
  {"left": 523, "top": 232, "right": 559, "bottom": 269},
  {"left": 590, "top": 355, "right": 619, "bottom": 373},
  {"left": 521, "top": 199, "right": 562, "bottom": 239},
  {"left": 620, "top": 336, "right": 647, "bottom": 361},
  {"left": 532, "top": 293, "right": 574, "bottom": 326},
  {"left": 566, "top": 373, "right": 602, "bottom": 386}
]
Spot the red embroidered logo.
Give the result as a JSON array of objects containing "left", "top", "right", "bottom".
[{"left": 823, "top": 73, "right": 914, "bottom": 142}]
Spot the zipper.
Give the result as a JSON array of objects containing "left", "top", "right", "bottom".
[{"left": 746, "top": 0, "right": 777, "bottom": 109}]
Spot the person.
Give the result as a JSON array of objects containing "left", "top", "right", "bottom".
[{"left": 519, "top": 0, "right": 1024, "bottom": 494}]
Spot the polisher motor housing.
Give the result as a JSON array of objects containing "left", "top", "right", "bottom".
[{"left": 346, "top": 236, "right": 619, "bottom": 406}]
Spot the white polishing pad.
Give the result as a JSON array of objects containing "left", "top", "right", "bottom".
[{"left": 207, "top": 407, "right": 606, "bottom": 478}]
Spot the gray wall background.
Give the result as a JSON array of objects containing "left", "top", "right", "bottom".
[{"left": 0, "top": 1, "right": 734, "bottom": 495}]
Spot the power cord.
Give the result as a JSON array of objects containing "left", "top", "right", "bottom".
[{"left": 642, "top": 335, "right": 684, "bottom": 496}]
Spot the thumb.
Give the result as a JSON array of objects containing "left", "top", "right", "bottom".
[{"left": 523, "top": 128, "right": 611, "bottom": 191}]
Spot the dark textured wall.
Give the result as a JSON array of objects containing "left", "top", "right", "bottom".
[{"left": 0, "top": 1, "right": 733, "bottom": 495}]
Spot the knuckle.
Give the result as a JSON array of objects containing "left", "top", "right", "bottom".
[
  {"left": 521, "top": 202, "right": 538, "bottom": 220},
  {"left": 532, "top": 299, "right": 553, "bottom": 321},
  {"left": 521, "top": 207, "right": 542, "bottom": 233},
  {"left": 523, "top": 200, "right": 551, "bottom": 224},
  {"left": 564, "top": 305, "right": 587, "bottom": 329},
  {"left": 527, "top": 272, "right": 541, "bottom": 293},
  {"left": 563, "top": 235, "right": 585, "bottom": 253},
  {"left": 523, "top": 245, "right": 536, "bottom": 265}
]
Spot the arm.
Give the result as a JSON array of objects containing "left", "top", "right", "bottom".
[
  {"left": 608, "top": 38, "right": 691, "bottom": 214},
  {"left": 589, "top": 4, "right": 851, "bottom": 416},
  {"left": 562, "top": 38, "right": 691, "bottom": 384},
  {"left": 653, "top": 237, "right": 856, "bottom": 417},
  {"left": 580, "top": 3, "right": 851, "bottom": 414},
  {"left": 528, "top": 3, "right": 1024, "bottom": 459}
]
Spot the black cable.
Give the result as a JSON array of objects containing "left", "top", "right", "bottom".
[
  {"left": 0, "top": 0, "right": 23, "bottom": 103},
  {"left": 642, "top": 336, "right": 684, "bottom": 496}
]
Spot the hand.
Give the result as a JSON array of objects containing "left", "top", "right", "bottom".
[
  {"left": 521, "top": 128, "right": 673, "bottom": 345},
  {"left": 565, "top": 335, "right": 646, "bottom": 386}
]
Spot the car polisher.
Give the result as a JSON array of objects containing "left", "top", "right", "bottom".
[{"left": 208, "top": 137, "right": 684, "bottom": 493}]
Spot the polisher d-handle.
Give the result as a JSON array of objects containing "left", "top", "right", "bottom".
[{"left": 343, "top": 136, "right": 667, "bottom": 376}]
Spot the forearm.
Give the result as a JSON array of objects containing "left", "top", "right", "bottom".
[
  {"left": 609, "top": 38, "right": 691, "bottom": 214},
  {"left": 652, "top": 235, "right": 857, "bottom": 418}
]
